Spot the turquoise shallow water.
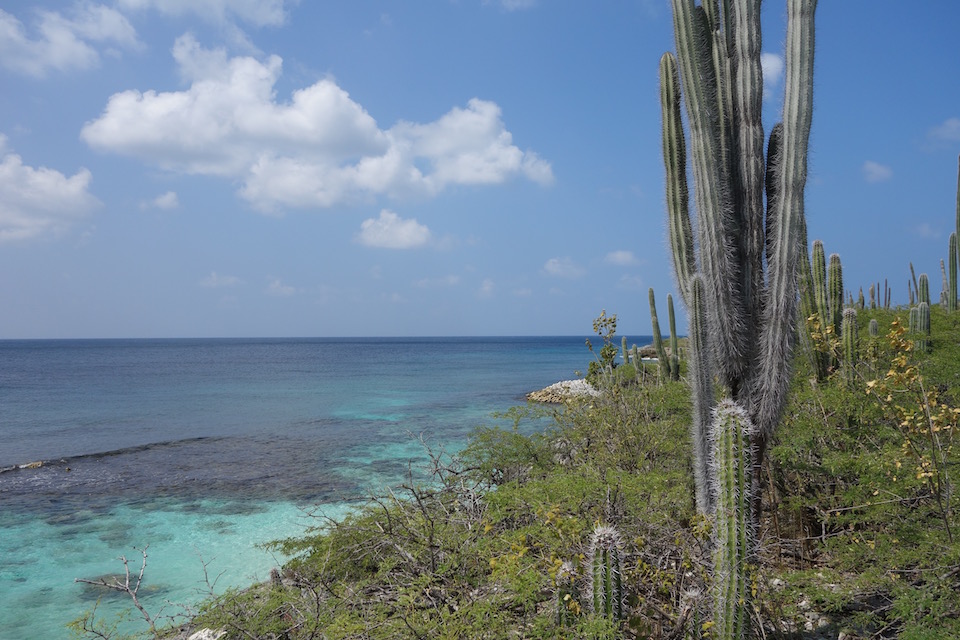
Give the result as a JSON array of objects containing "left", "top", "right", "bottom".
[{"left": 0, "top": 336, "right": 647, "bottom": 637}]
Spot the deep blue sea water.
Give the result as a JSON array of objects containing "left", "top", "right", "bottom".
[{"left": 0, "top": 336, "right": 647, "bottom": 638}]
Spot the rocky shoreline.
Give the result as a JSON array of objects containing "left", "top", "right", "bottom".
[{"left": 526, "top": 379, "right": 600, "bottom": 403}]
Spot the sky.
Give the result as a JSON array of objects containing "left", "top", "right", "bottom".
[{"left": 1, "top": 1, "right": 959, "bottom": 339}]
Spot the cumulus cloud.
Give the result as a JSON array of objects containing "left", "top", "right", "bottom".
[
  {"left": 862, "top": 160, "right": 893, "bottom": 183},
  {"left": 491, "top": 0, "right": 537, "bottom": 10},
  {"left": 416, "top": 275, "right": 460, "bottom": 287},
  {"left": 266, "top": 278, "right": 296, "bottom": 296},
  {"left": 0, "top": 5, "right": 140, "bottom": 77},
  {"left": 80, "top": 36, "right": 553, "bottom": 211},
  {"left": 604, "top": 250, "right": 638, "bottom": 266},
  {"left": 0, "top": 136, "right": 100, "bottom": 241},
  {"left": 478, "top": 278, "right": 495, "bottom": 297},
  {"left": 199, "top": 271, "right": 242, "bottom": 287},
  {"left": 760, "top": 52, "right": 784, "bottom": 101},
  {"left": 914, "top": 223, "right": 941, "bottom": 240},
  {"left": 116, "top": 0, "right": 289, "bottom": 27},
  {"left": 927, "top": 117, "right": 960, "bottom": 143},
  {"left": 145, "top": 190, "right": 179, "bottom": 210},
  {"left": 357, "top": 209, "right": 432, "bottom": 249},
  {"left": 543, "top": 257, "right": 585, "bottom": 279}
]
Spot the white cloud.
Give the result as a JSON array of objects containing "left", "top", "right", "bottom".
[
  {"left": 116, "top": 0, "right": 289, "bottom": 27},
  {"left": 357, "top": 209, "right": 432, "bottom": 249},
  {"left": 478, "top": 278, "right": 495, "bottom": 297},
  {"left": 266, "top": 278, "right": 296, "bottom": 296},
  {"left": 760, "top": 52, "right": 783, "bottom": 101},
  {"left": 915, "top": 223, "right": 941, "bottom": 240},
  {"left": 928, "top": 117, "right": 960, "bottom": 143},
  {"left": 604, "top": 250, "right": 638, "bottom": 266},
  {"left": 543, "top": 257, "right": 585, "bottom": 279},
  {"left": 147, "top": 190, "right": 179, "bottom": 210},
  {"left": 618, "top": 274, "right": 645, "bottom": 290},
  {"left": 0, "top": 5, "right": 140, "bottom": 77},
  {"left": 199, "top": 271, "right": 242, "bottom": 287},
  {"left": 485, "top": 0, "right": 537, "bottom": 10},
  {"left": 416, "top": 275, "right": 460, "bottom": 287},
  {"left": 862, "top": 160, "right": 893, "bottom": 183},
  {"left": 0, "top": 136, "right": 100, "bottom": 241},
  {"left": 81, "top": 37, "right": 553, "bottom": 211}
]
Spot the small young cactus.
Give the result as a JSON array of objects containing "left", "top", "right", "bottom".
[
  {"left": 587, "top": 525, "right": 625, "bottom": 623},
  {"left": 555, "top": 561, "right": 580, "bottom": 627},
  {"left": 710, "top": 400, "right": 756, "bottom": 640},
  {"left": 868, "top": 318, "right": 879, "bottom": 337}
]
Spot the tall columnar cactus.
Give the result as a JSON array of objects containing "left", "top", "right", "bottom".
[
  {"left": 909, "top": 305, "right": 919, "bottom": 336},
  {"left": 660, "top": 3, "right": 816, "bottom": 635},
  {"left": 660, "top": 0, "right": 817, "bottom": 529},
  {"left": 621, "top": 335, "right": 629, "bottom": 367},
  {"left": 688, "top": 275, "right": 714, "bottom": 514},
  {"left": 917, "top": 302, "right": 931, "bottom": 352},
  {"left": 949, "top": 232, "right": 957, "bottom": 313},
  {"left": 910, "top": 262, "right": 919, "bottom": 303},
  {"left": 869, "top": 283, "right": 876, "bottom": 310},
  {"left": 800, "top": 239, "right": 832, "bottom": 381},
  {"left": 667, "top": 293, "right": 680, "bottom": 380},
  {"left": 869, "top": 318, "right": 879, "bottom": 337},
  {"left": 648, "top": 288, "right": 669, "bottom": 381},
  {"left": 841, "top": 307, "right": 858, "bottom": 386},
  {"left": 828, "top": 253, "right": 844, "bottom": 335},
  {"left": 587, "top": 525, "right": 625, "bottom": 623},
  {"left": 811, "top": 241, "right": 828, "bottom": 333},
  {"left": 710, "top": 400, "right": 755, "bottom": 640},
  {"left": 918, "top": 273, "right": 931, "bottom": 307}
]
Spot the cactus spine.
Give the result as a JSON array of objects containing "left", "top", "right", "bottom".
[
  {"left": 710, "top": 401, "right": 755, "bottom": 640},
  {"left": 668, "top": 293, "right": 680, "bottom": 380},
  {"left": 841, "top": 308, "right": 858, "bottom": 386},
  {"left": 587, "top": 525, "right": 625, "bottom": 623}
]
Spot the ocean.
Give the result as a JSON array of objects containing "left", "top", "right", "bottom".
[{"left": 0, "top": 336, "right": 645, "bottom": 638}]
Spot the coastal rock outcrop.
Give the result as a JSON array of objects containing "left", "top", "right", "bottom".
[{"left": 526, "top": 379, "right": 600, "bottom": 403}]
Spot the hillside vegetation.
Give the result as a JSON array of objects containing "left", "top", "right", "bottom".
[{"left": 117, "top": 305, "right": 958, "bottom": 640}]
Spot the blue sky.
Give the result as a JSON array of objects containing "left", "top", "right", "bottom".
[{"left": 1, "top": 1, "right": 959, "bottom": 338}]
